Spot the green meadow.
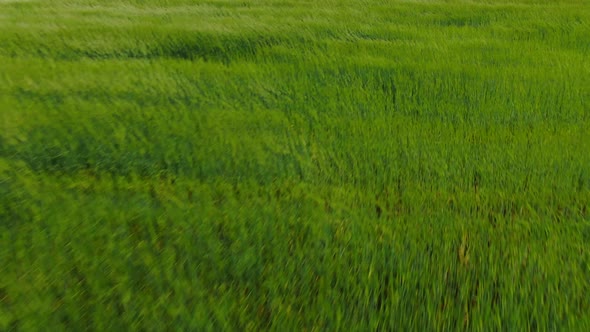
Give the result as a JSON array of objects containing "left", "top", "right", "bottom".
[{"left": 1, "top": 0, "right": 590, "bottom": 330}]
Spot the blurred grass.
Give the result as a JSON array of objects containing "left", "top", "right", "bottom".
[{"left": 1, "top": 0, "right": 590, "bottom": 330}]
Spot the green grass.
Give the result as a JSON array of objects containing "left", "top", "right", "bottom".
[{"left": 1, "top": 0, "right": 590, "bottom": 330}]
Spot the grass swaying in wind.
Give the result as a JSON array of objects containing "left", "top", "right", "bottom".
[{"left": 1, "top": 0, "right": 590, "bottom": 330}]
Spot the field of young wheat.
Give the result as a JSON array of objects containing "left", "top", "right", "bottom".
[{"left": 1, "top": 0, "right": 589, "bottom": 330}]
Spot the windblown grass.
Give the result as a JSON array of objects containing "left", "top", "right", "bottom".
[{"left": 1, "top": 0, "right": 589, "bottom": 330}]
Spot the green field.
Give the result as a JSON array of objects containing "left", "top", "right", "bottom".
[{"left": 1, "top": 0, "right": 590, "bottom": 330}]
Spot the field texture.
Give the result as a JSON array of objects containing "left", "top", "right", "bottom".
[{"left": 1, "top": 0, "right": 590, "bottom": 330}]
